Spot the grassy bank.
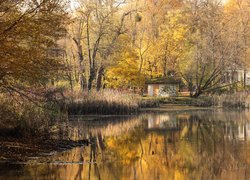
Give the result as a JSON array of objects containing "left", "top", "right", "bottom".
[
  {"left": 162, "top": 92, "right": 250, "bottom": 108},
  {"left": 2, "top": 90, "right": 249, "bottom": 135},
  {"left": 0, "top": 94, "right": 64, "bottom": 138},
  {"left": 139, "top": 97, "right": 162, "bottom": 108},
  {"left": 0, "top": 89, "right": 161, "bottom": 137},
  {"left": 0, "top": 94, "right": 88, "bottom": 162}
]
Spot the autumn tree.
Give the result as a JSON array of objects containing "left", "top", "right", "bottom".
[
  {"left": 118, "top": 0, "right": 180, "bottom": 90},
  {"left": 105, "top": 36, "right": 142, "bottom": 89},
  {"left": 0, "top": 0, "right": 68, "bottom": 99},
  {"left": 64, "top": 0, "right": 249, "bottom": 95},
  {"left": 68, "top": 0, "right": 135, "bottom": 91},
  {"left": 224, "top": 0, "right": 250, "bottom": 88},
  {"left": 180, "top": 0, "right": 246, "bottom": 97},
  {"left": 157, "top": 10, "right": 189, "bottom": 77}
]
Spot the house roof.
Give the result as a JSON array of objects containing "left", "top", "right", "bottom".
[{"left": 145, "top": 77, "right": 181, "bottom": 84}]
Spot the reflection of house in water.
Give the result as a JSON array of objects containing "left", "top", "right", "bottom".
[
  {"left": 146, "top": 114, "right": 179, "bottom": 131},
  {"left": 238, "top": 122, "right": 250, "bottom": 141},
  {"left": 224, "top": 122, "right": 250, "bottom": 141}
]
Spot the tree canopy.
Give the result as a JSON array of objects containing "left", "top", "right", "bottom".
[{"left": 0, "top": 0, "right": 249, "bottom": 97}]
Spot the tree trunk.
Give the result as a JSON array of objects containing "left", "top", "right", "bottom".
[
  {"left": 73, "top": 37, "right": 86, "bottom": 91},
  {"left": 194, "top": 89, "right": 202, "bottom": 98},
  {"left": 88, "top": 68, "right": 96, "bottom": 91},
  {"left": 244, "top": 69, "right": 246, "bottom": 89},
  {"left": 77, "top": 46, "right": 85, "bottom": 91},
  {"left": 68, "top": 75, "right": 74, "bottom": 92},
  {"left": 96, "top": 66, "right": 104, "bottom": 91}
]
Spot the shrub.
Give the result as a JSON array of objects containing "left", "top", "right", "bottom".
[{"left": 139, "top": 97, "right": 161, "bottom": 108}]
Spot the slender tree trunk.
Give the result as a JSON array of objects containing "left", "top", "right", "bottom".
[
  {"left": 70, "top": 42, "right": 85, "bottom": 91},
  {"left": 188, "top": 81, "right": 194, "bottom": 97},
  {"left": 86, "top": 13, "right": 95, "bottom": 91},
  {"left": 163, "top": 44, "right": 168, "bottom": 77},
  {"left": 88, "top": 68, "right": 95, "bottom": 91},
  {"left": 244, "top": 70, "right": 246, "bottom": 88},
  {"left": 96, "top": 66, "right": 104, "bottom": 91},
  {"left": 72, "top": 18, "right": 86, "bottom": 91},
  {"left": 76, "top": 45, "right": 85, "bottom": 91},
  {"left": 64, "top": 52, "right": 74, "bottom": 91},
  {"left": 194, "top": 89, "right": 202, "bottom": 98}
]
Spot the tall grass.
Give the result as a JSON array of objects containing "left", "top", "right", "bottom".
[
  {"left": 65, "top": 90, "right": 141, "bottom": 115},
  {"left": 161, "top": 92, "right": 250, "bottom": 108},
  {"left": 139, "top": 97, "right": 161, "bottom": 108},
  {"left": 213, "top": 92, "right": 250, "bottom": 108},
  {"left": 190, "top": 92, "right": 250, "bottom": 108}
]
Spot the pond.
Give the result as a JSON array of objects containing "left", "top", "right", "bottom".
[{"left": 1, "top": 110, "right": 250, "bottom": 179}]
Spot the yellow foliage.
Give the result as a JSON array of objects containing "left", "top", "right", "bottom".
[{"left": 106, "top": 46, "right": 144, "bottom": 88}]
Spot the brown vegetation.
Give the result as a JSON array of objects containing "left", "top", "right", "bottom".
[{"left": 65, "top": 90, "right": 140, "bottom": 115}]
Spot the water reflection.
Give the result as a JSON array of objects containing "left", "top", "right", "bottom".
[{"left": 1, "top": 110, "right": 250, "bottom": 179}]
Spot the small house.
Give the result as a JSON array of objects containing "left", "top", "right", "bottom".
[
  {"left": 223, "top": 68, "right": 250, "bottom": 86},
  {"left": 145, "top": 77, "right": 181, "bottom": 97}
]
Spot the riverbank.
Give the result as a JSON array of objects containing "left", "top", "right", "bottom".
[
  {"left": 0, "top": 136, "right": 88, "bottom": 162},
  {"left": 1, "top": 91, "right": 249, "bottom": 163},
  {"left": 152, "top": 93, "right": 250, "bottom": 109},
  {"left": 2, "top": 110, "right": 250, "bottom": 179},
  {"left": 140, "top": 104, "right": 215, "bottom": 113},
  {"left": 0, "top": 103, "right": 207, "bottom": 162}
]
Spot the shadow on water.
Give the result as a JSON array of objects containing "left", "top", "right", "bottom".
[{"left": 1, "top": 110, "right": 250, "bottom": 179}]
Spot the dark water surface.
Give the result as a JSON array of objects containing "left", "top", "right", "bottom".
[{"left": 1, "top": 110, "right": 250, "bottom": 179}]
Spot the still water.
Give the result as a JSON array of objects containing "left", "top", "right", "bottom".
[{"left": 1, "top": 110, "right": 250, "bottom": 179}]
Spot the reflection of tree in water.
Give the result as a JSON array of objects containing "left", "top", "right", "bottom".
[
  {"left": 7, "top": 111, "right": 250, "bottom": 179},
  {"left": 66, "top": 116, "right": 141, "bottom": 141},
  {"left": 99, "top": 111, "right": 250, "bottom": 179}
]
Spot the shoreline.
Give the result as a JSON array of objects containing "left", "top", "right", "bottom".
[
  {"left": 0, "top": 104, "right": 236, "bottom": 163},
  {"left": 0, "top": 136, "right": 88, "bottom": 163},
  {"left": 140, "top": 104, "right": 216, "bottom": 113}
]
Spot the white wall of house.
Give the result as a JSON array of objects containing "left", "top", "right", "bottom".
[
  {"left": 246, "top": 71, "right": 250, "bottom": 85},
  {"left": 224, "top": 69, "right": 250, "bottom": 85},
  {"left": 237, "top": 70, "right": 244, "bottom": 82},
  {"left": 238, "top": 123, "right": 250, "bottom": 141},
  {"left": 159, "top": 84, "right": 169, "bottom": 97},
  {"left": 159, "top": 85, "right": 175, "bottom": 97},
  {"left": 237, "top": 70, "right": 250, "bottom": 85},
  {"left": 147, "top": 84, "right": 178, "bottom": 97},
  {"left": 148, "top": 84, "right": 154, "bottom": 96}
]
